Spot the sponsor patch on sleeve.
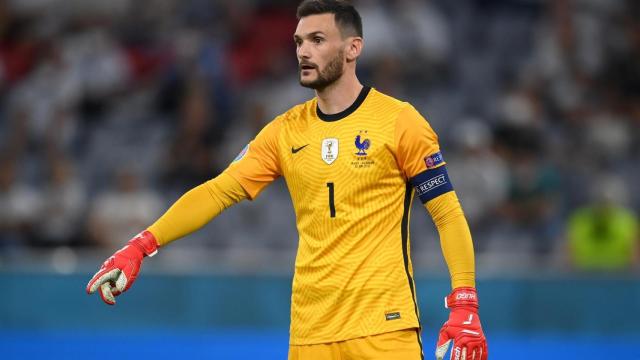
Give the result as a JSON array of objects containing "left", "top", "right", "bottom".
[
  {"left": 410, "top": 165, "right": 454, "bottom": 203},
  {"left": 424, "top": 151, "right": 444, "bottom": 169}
]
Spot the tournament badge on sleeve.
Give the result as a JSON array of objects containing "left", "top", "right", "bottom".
[
  {"left": 322, "top": 138, "right": 339, "bottom": 164},
  {"left": 231, "top": 144, "right": 249, "bottom": 164}
]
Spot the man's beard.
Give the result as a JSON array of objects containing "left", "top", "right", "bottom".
[{"left": 299, "top": 50, "right": 344, "bottom": 90}]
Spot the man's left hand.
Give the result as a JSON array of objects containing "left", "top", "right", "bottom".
[{"left": 435, "top": 287, "right": 487, "bottom": 360}]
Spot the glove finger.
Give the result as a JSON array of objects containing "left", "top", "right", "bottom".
[
  {"left": 435, "top": 339, "right": 451, "bottom": 360},
  {"left": 436, "top": 324, "right": 451, "bottom": 347},
  {"left": 481, "top": 341, "right": 488, "bottom": 360},
  {"left": 87, "top": 268, "right": 120, "bottom": 294},
  {"left": 474, "top": 341, "right": 486, "bottom": 360},
  {"left": 115, "top": 270, "right": 129, "bottom": 293},
  {"left": 470, "top": 346, "right": 478, "bottom": 360},
  {"left": 99, "top": 282, "right": 116, "bottom": 305},
  {"left": 458, "top": 338, "right": 484, "bottom": 360},
  {"left": 86, "top": 266, "right": 111, "bottom": 293},
  {"left": 450, "top": 344, "right": 462, "bottom": 360},
  {"left": 461, "top": 346, "right": 467, "bottom": 360}
]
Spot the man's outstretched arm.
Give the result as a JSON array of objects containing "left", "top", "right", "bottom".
[
  {"left": 86, "top": 173, "right": 248, "bottom": 305},
  {"left": 87, "top": 114, "right": 283, "bottom": 305},
  {"left": 148, "top": 173, "right": 248, "bottom": 246}
]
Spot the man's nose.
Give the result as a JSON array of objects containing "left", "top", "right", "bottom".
[{"left": 297, "top": 42, "right": 311, "bottom": 60}]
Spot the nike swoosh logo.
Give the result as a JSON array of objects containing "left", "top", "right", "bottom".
[{"left": 291, "top": 144, "right": 309, "bottom": 154}]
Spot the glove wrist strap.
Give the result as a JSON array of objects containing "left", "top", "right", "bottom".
[
  {"left": 445, "top": 287, "right": 479, "bottom": 309},
  {"left": 129, "top": 230, "right": 159, "bottom": 257}
]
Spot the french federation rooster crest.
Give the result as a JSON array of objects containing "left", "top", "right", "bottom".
[{"left": 355, "top": 132, "right": 371, "bottom": 156}]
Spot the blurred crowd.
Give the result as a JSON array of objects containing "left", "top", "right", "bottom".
[{"left": 0, "top": 0, "right": 638, "bottom": 272}]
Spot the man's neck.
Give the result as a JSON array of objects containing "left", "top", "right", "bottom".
[{"left": 315, "top": 75, "right": 363, "bottom": 115}]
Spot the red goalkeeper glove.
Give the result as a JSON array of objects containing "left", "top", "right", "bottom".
[
  {"left": 436, "top": 287, "right": 488, "bottom": 360},
  {"left": 86, "top": 230, "right": 159, "bottom": 305}
]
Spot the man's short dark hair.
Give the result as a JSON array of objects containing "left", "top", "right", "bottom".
[{"left": 296, "top": 0, "right": 363, "bottom": 38}]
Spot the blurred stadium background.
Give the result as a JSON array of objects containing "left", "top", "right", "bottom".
[{"left": 1, "top": 0, "right": 639, "bottom": 358}]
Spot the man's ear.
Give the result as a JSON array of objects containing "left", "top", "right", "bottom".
[{"left": 345, "top": 37, "right": 363, "bottom": 62}]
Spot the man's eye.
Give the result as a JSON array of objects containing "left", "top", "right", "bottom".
[{"left": 313, "top": 37, "right": 323, "bottom": 44}]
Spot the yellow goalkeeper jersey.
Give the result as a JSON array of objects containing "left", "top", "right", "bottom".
[{"left": 225, "top": 87, "right": 452, "bottom": 345}]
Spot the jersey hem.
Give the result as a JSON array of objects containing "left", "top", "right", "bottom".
[{"left": 288, "top": 322, "right": 421, "bottom": 346}]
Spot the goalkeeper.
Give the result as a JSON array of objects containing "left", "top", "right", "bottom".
[{"left": 87, "top": 1, "right": 487, "bottom": 359}]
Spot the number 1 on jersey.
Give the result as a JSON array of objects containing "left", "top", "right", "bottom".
[{"left": 326, "top": 182, "right": 336, "bottom": 218}]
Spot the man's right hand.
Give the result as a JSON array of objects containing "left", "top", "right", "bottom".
[{"left": 86, "top": 230, "right": 159, "bottom": 305}]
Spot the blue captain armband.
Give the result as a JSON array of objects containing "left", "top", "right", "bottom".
[{"left": 410, "top": 165, "right": 454, "bottom": 203}]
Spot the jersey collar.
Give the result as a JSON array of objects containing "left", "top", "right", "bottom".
[{"left": 316, "top": 86, "right": 371, "bottom": 122}]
